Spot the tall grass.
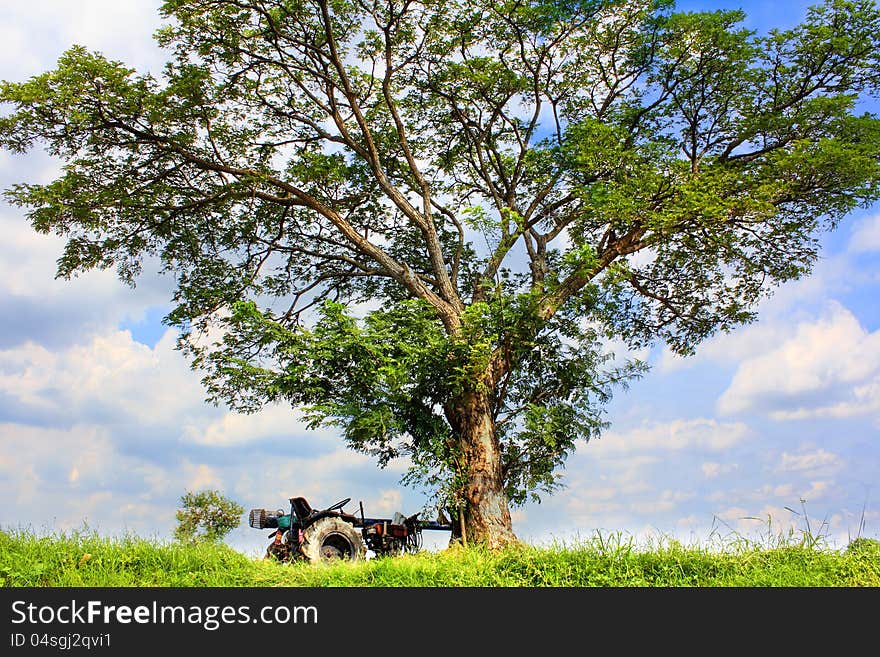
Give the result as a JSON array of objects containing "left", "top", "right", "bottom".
[{"left": 2, "top": 525, "right": 877, "bottom": 587}]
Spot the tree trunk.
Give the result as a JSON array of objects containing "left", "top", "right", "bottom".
[{"left": 447, "top": 388, "right": 518, "bottom": 549}]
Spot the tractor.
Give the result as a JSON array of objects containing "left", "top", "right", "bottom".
[{"left": 248, "top": 496, "right": 452, "bottom": 563}]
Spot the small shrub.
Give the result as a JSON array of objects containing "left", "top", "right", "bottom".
[{"left": 174, "top": 489, "right": 244, "bottom": 544}]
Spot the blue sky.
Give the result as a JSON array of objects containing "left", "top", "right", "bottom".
[{"left": 1, "top": 0, "right": 878, "bottom": 557}]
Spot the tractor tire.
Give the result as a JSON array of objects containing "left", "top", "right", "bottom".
[{"left": 299, "top": 516, "right": 367, "bottom": 564}]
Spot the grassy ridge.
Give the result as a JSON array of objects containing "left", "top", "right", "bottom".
[{"left": 2, "top": 528, "right": 878, "bottom": 587}]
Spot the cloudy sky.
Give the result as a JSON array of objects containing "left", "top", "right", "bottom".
[{"left": 1, "top": 0, "right": 877, "bottom": 557}]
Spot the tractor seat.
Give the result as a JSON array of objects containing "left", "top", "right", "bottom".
[{"left": 290, "top": 497, "right": 314, "bottom": 519}]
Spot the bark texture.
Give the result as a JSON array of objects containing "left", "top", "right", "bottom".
[{"left": 448, "top": 389, "right": 518, "bottom": 549}]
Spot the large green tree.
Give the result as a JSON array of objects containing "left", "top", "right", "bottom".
[{"left": 2, "top": 0, "right": 879, "bottom": 547}]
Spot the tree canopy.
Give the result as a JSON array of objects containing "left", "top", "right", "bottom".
[{"left": 2, "top": 0, "right": 879, "bottom": 546}]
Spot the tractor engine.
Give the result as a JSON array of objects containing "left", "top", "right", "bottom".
[
  {"left": 361, "top": 512, "right": 421, "bottom": 556},
  {"left": 248, "top": 508, "right": 292, "bottom": 530}
]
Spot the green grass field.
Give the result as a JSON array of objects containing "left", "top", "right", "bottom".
[{"left": 2, "top": 527, "right": 877, "bottom": 587}]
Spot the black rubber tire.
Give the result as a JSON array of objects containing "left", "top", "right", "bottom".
[{"left": 299, "top": 516, "right": 367, "bottom": 563}]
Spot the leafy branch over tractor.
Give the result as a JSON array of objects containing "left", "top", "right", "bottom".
[{"left": 248, "top": 496, "right": 452, "bottom": 563}]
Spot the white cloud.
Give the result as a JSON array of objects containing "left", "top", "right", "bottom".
[
  {"left": 770, "top": 380, "right": 880, "bottom": 421},
  {"left": 190, "top": 404, "right": 299, "bottom": 447},
  {"left": 849, "top": 213, "right": 880, "bottom": 253},
  {"left": 183, "top": 463, "right": 223, "bottom": 491},
  {"left": 757, "top": 483, "right": 794, "bottom": 498},
  {"left": 0, "top": 423, "right": 111, "bottom": 501},
  {"left": 0, "top": 217, "right": 98, "bottom": 299},
  {"left": 717, "top": 302, "right": 880, "bottom": 419},
  {"left": 1, "top": 4, "right": 173, "bottom": 348},
  {"left": 630, "top": 489, "right": 695, "bottom": 514},
  {"left": 801, "top": 480, "right": 832, "bottom": 499},
  {"left": 0, "top": 421, "right": 186, "bottom": 535},
  {"left": 701, "top": 462, "right": 738, "bottom": 479},
  {"left": 657, "top": 248, "right": 863, "bottom": 375},
  {"left": 776, "top": 449, "right": 844, "bottom": 476},
  {"left": 372, "top": 489, "right": 404, "bottom": 515},
  {"left": 659, "top": 320, "right": 789, "bottom": 373},
  {"left": 0, "top": 213, "right": 174, "bottom": 348},
  {"left": 189, "top": 403, "right": 341, "bottom": 447},
  {"left": 0, "top": 0, "right": 166, "bottom": 80},
  {"left": 596, "top": 418, "right": 752, "bottom": 453},
  {"left": 599, "top": 333, "right": 651, "bottom": 367},
  {"left": 0, "top": 330, "right": 208, "bottom": 426}
]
